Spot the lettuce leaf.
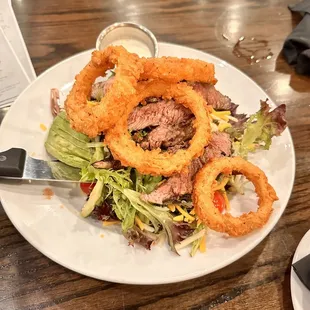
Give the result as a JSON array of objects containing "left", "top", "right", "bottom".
[
  {"left": 81, "top": 166, "right": 135, "bottom": 231},
  {"left": 112, "top": 190, "right": 136, "bottom": 231},
  {"left": 233, "top": 100, "right": 287, "bottom": 158},
  {"left": 123, "top": 189, "right": 194, "bottom": 253},
  {"left": 124, "top": 226, "right": 159, "bottom": 250},
  {"left": 135, "top": 170, "right": 162, "bottom": 194}
]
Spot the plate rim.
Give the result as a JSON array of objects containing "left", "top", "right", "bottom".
[{"left": 0, "top": 42, "right": 296, "bottom": 284}]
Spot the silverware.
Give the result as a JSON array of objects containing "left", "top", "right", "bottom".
[{"left": 0, "top": 148, "right": 80, "bottom": 183}]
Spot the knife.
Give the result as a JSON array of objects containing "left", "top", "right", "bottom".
[
  {"left": 293, "top": 253, "right": 310, "bottom": 291},
  {"left": 0, "top": 148, "right": 81, "bottom": 182}
]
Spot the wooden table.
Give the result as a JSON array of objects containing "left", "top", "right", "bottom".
[{"left": 1, "top": 0, "right": 310, "bottom": 309}]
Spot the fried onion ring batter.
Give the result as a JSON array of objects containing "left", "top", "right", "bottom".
[
  {"left": 140, "top": 57, "right": 217, "bottom": 84},
  {"left": 105, "top": 81, "right": 212, "bottom": 176},
  {"left": 193, "top": 157, "right": 278, "bottom": 236},
  {"left": 65, "top": 46, "right": 143, "bottom": 137}
]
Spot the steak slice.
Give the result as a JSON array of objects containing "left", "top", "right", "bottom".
[
  {"left": 191, "top": 83, "right": 238, "bottom": 115},
  {"left": 141, "top": 132, "right": 232, "bottom": 204},
  {"left": 91, "top": 77, "right": 115, "bottom": 101},
  {"left": 139, "top": 119, "right": 194, "bottom": 151},
  {"left": 128, "top": 99, "right": 193, "bottom": 131}
]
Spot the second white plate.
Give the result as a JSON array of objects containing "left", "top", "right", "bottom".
[{"left": 291, "top": 229, "right": 310, "bottom": 310}]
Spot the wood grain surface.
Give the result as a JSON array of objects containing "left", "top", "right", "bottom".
[{"left": 1, "top": 0, "right": 310, "bottom": 309}]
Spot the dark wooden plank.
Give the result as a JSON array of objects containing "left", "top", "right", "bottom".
[{"left": 1, "top": 0, "right": 310, "bottom": 309}]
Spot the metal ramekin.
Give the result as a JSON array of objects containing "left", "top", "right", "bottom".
[{"left": 96, "top": 22, "right": 158, "bottom": 58}]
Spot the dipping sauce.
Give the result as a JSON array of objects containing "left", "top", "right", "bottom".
[
  {"left": 110, "top": 39, "right": 152, "bottom": 58},
  {"left": 96, "top": 22, "right": 158, "bottom": 58}
]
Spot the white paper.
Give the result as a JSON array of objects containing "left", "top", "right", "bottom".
[
  {"left": 0, "top": 0, "right": 36, "bottom": 81},
  {"left": 0, "top": 28, "right": 30, "bottom": 107}
]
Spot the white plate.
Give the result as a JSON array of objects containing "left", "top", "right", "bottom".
[
  {"left": 291, "top": 230, "right": 310, "bottom": 309},
  {"left": 0, "top": 42, "right": 295, "bottom": 284}
]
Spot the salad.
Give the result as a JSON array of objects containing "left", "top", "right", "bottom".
[{"left": 45, "top": 73, "right": 286, "bottom": 256}]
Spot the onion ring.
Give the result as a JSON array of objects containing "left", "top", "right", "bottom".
[
  {"left": 193, "top": 157, "right": 278, "bottom": 236},
  {"left": 140, "top": 57, "right": 217, "bottom": 84},
  {"left": 65, "top": 46, "right": 143, "bottom": 137},
  {"left": 104, "top": 81, "right": 212, "bottom": 176}
]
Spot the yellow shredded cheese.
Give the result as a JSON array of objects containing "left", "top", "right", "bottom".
[
  {"left": 213, "top": 177, "right": 229, "bottom": 191},
  {"left": 218, "top": 122, "right": 232, "bottom": 132},
  {"left": 175, "top": 229, "right": 206, "bottom": 251},
  {"left": 173, "top": 215, "right": 184, "bottom": 222},
  {"left": 102, "top": 220, "right": 119, "bottom": 226},
  {"left": 199, "top": 234, "right": 206, "bottom": 253},
  {"left": 87, "top": 100, "right": 98, "bottom": 106},
  {"left": 168, "top": 204, "right": 176, "bottom": 212},
  {"left": 189, "top": 209, "right": 195, "bottom": 215},
  {"left": 227, "top": 115, "right": 238, "bottom": 122},
  {"left": 222, "top": 191, "right": 231, "bottom": 211},
  {"left": 211, "top": 109, "right": 231, "bottom": 122},
  {"left": 176, "top": 205, "right": 195, "bottom": 222},
  {"left": 40, "top": 123, "right": 47, "bottom": 131},
  {"left": 135, "top": 216, "right": 145, "bottom": 231}
]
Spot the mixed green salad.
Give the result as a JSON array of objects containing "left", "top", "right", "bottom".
[{"left": 45, "top": 96, "right": 286, "bottom": 255}]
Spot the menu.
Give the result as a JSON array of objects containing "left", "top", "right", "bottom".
[{"left": 0, "top": 0, "right": 36, "bottom": 108}]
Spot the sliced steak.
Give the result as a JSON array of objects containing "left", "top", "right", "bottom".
[
  {"left": 141, "top": 132, "right": 232, "bottom": 204},
  {"left": 91, "top": 77, "right": 115, "bottom": 101},
  {"left": 192, "top": 83, "right": 238, "bottom": 115},
  {"left": 139, "top": 119, "right": 194, "bottom": 151},
  {"left": 128, "top": 100, "right": 193, "bottom": 131}
]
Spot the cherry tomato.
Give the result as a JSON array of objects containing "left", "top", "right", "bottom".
[
  {"left": 80, "top": 182, "right": 96, "bottom": 195},
  {"left": 213, "top": 191, "right": 226, "bottom": 213}
]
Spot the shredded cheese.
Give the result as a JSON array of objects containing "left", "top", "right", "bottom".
[
  {"left": 213, "top": 110, "right": 230, "bottom": 116},
  {"left": 218, "top": 122, "right": 232, "bottom": 132},
  {"left": 175, "top": 229, "right": 206, "bottom": 251},
  {"left": 227, "top": 115, "right": 238, "bottom": 122},
  {"left": 168, "top": 205, "right": 176, "bottom": 212},
  {"left": 40, "top": 123, "right": 47, "bottom": 131},
  {"left": 87, "top": 100, "right": 98, "bottom": 106},
  {"left": 175, "top": 205, "right": 195, "bottom": 222},
  {"left": 222, "top": 191, "right": 231, "bottom": 211},
  {"left": 199, "top": 234, "right": 206, "bottom": 253},
  {"left": 189, "top": 209, "right": 195, "bottom": 215},
  {"left": 213, "top": 177, "right": 229, "bottom": 191},
  {"left": 102, "top": 220, "right": 119, "bottom": 226},
  {"left": 210, "top": 114, "right": 222, "bottom": 121},
  {"left": 143, "top": 223, "right": 155, "bottom": 232},
  {"left": 135, "top": 216, "right": 145, "bottom": 231},
  {"left": 211, "top": 109, "right": 231, "bottom": 122},
  {"left": 173, "top": 215, "right": 184, "bottom": 222}
]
